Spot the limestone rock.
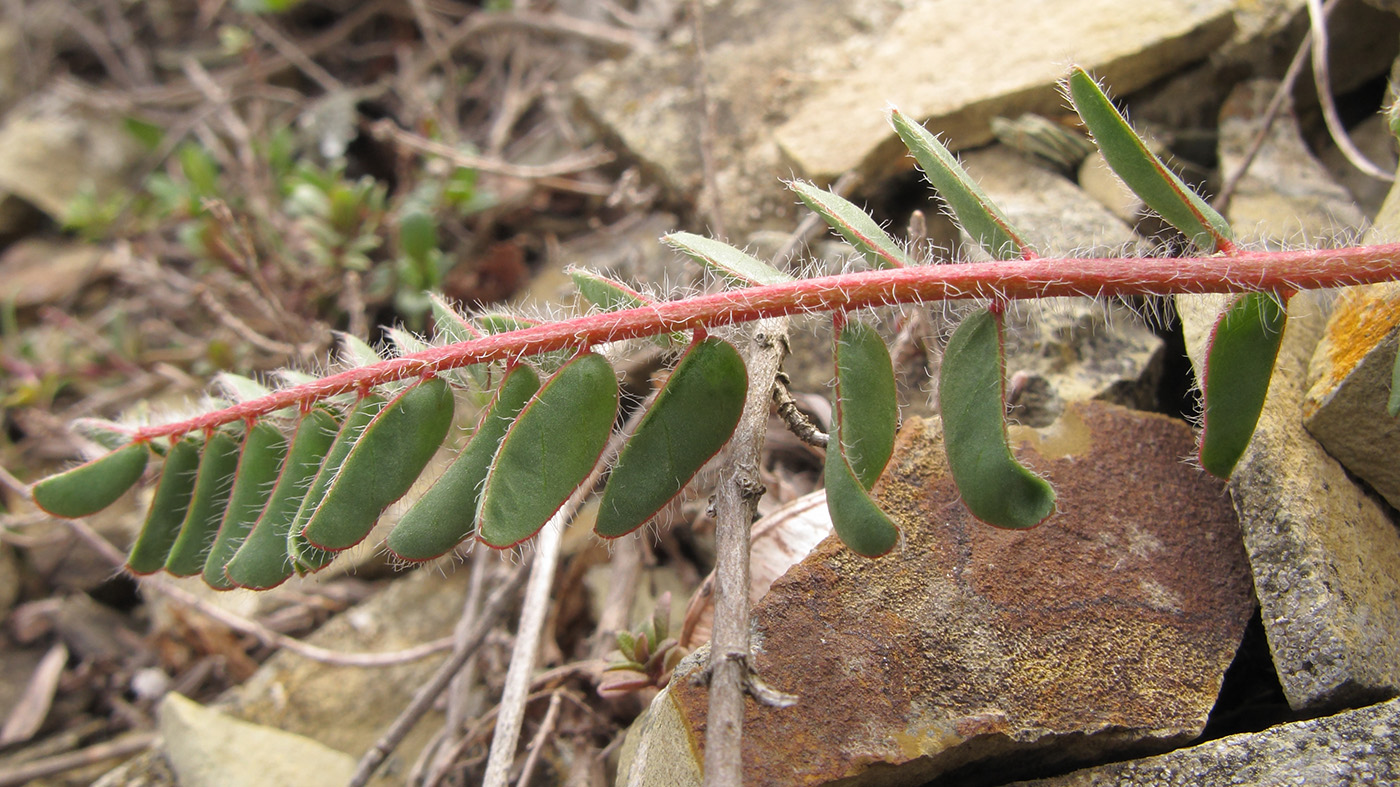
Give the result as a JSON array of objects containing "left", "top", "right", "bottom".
[
  {"left": 1175, "top": 111, "right": 1400, "bottom": 710},
  {"left": 1177, "top": 290, "right": 1400, "bottom": 712},
  {"left": 774, "top": 0, "right": 1236, "bottom": 184},
  {"left": 620, "top": 401, "right": 1255, "bottom": 786},
  {"left": 1007, "top": 695, "right": 1400, "bottom": 786},
  {"left": 158, "top": 692, "right": 355, "bottom": 787}
]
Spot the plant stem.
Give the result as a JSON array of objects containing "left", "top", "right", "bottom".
[
  {"left": 130, "top": 243, "right": 1400, "bottom": 441},
  {"left": 703, "top": 317, "right": 787, "bottom": 787}
]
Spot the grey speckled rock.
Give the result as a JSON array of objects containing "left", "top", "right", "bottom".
[
  {"left": 1169, "top": 91, "right": 1400, "bottom": 712},
  {"left": 571, "top": 0, "right": 904, "bottom": 234},
  {"left": 1217, "top": 79, "right": 1367, "bottom": 247},
  {"left": 1177, "top": 289, "right": 1400, "bottom": 712},
  {"left": 1006, "top": 695, "right": 1400, "bottom": 787}
]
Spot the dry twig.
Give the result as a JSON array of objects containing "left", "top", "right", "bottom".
[{"left": 348, "top": 564, "right": 530, "bottom": 787}]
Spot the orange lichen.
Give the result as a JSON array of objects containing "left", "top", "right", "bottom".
[{"left": 1316, "top": 284, "right": 1400, "bottom": 394}]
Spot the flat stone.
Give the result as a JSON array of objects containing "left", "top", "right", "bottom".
[
  {"left": 158, "top": 692, "right": 355, "bottom": 787},
  {"left": 774, "top": 0, "right": 1235, "bottom": 184},
  {"left": 620, "top": 401, "right": 1254, "bottom": 786},
  {"left": 1177, "top": 291, "right": 1400, "bottom": 712},
  {"left": 1006, "top": 694, "right": 1400, "bottom": 787}
]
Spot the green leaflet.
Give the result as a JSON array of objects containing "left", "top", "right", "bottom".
[
  {"left": 337, "top": 331, "right": 382, "bottom": 368},
  {"left": 387, "top": 365, "right": 542, "bottom": 561},
  {"left": 301, "top": 378, "right": 455, "bottom": 551},
  {"left": 165, "top": 433, "right": 241, "bottom": 576},
  {"left": 833, "top": 320, "right": 898, "bottom": 487},
  {"left": 31, "top": 442, "right": 149, "bottom": 519},
  {"left": 224, "top": 409, "right": 339, "bottom": 589},
  {"left": 213, "top": 372, "right": 272, "bottom": 403},
  {"left": 1390, "top": 339, "right": 1400, "bottom": 417},
  {"left": 477, "top": 352, "right": 619, "bottom": 548},
  {"left": 475, "top": 313, "right": 539, "bottom": 334},
  {"left": 286, "top": 394, "right": 385, "bottom": 574},
  {"left": 71, "top": 419, "right": 137, "bottom": 452},
  {"left": 202, "top": 423, "right": 288, "bottom": 590},
  {"left": 789, "top": 181, "right": 912, "bottom": 269},
  {"left": 663, "top": 232, "right": 794, "bottom": 286},
  {"left": 595, "top": 337, "right": 748, "bottom": 538},
  {"left": 889, "top": 109, "right": 1030, "bottom": 260},
  {"left": 1199, "top": 292, "right": 1288, "bottom": 477},
  {"left": 1066, "top": 67, "right": 1232, "bottom": 253},
  {"left": 569, "top": 267, "right": 684, "bottom": 347},
  {"left": 126, "top": 439, "right": 201, "bottom": 574},
  {"left": 940, "top": 308, "right": 1056, "bottom": 529},
  {"left": 429, "top": 293, "right": 480, "bottom": 344},
  {"left": 825, "top": 421, "right": 901, "bottom": 557},
  {"left": 385, "top": 326, "right": 430, "bottom": 356},
  {"left": 569, "top": 267, "right": 652, "bottom": 312},
  {"left": 824, "top": 320, "right": 901, "bottom": 556}
]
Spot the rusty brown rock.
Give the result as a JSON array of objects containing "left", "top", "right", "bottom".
[{"left": 637, "top": 401, "right": 1254, "bottom": 786}]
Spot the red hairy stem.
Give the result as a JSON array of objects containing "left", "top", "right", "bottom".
[{"left": 135, "top": 243, "right": 1400, "bottom": 441}]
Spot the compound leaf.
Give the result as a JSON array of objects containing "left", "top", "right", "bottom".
[
  {"left": 1198, "top": 292, "right": 1288, "bottom": 477},
  {"left": 940, "top": 308, "right": 1055, "bottom": 529},
  {"left": 595, "top": 336, "right": 747, "bottom": 538},
  {"left": 478, "top": 352, "right": 618, "bottom": 548},
  {"left": 387, "top": 364, "right": 541, "bottom": 561},
  {"left": 32, "top": 442, "right": 149, "bottom": 519}
]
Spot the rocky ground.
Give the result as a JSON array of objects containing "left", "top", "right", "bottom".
[{"left": 1, "top": 1, "right": 1399, "bottom": 785}]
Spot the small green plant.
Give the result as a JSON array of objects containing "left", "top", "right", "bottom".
[
  {"left": 28, "top": 68, "right": 1400, "bottom": 588},
  {"left": 62, "top": 120, "right": 491, "bottom": 330},
  {"left": 600, "top": 593, "right": 685, "bottom": 696}
]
